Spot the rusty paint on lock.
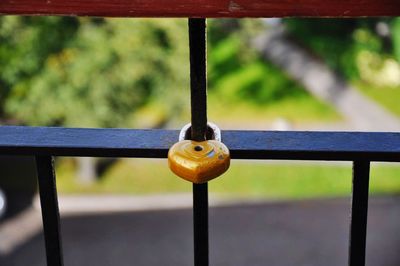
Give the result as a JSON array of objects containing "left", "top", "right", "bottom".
[{"left": 168, "top": 140, "right": 230, "bottom": 184}]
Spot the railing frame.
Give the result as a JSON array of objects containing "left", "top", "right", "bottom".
[
  {"left": 1, "top": 2, "right": 400, "bottom": 265},
  {"left": 0, "top": 126, "right": 399, "bottom": 265}
]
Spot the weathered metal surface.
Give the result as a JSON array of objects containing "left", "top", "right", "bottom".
[
  {"left": 1, "top": 0, "right": 400, "bottom": 17},
  {"left": 0, "top": 126, "right": 399, "bottom": 161}
]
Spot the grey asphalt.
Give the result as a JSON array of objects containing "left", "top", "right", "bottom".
[{"left": 1, "top": 196, "right": 400, "bottom": 266}]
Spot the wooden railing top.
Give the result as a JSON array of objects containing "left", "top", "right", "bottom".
[{"left": 1, "top": 0, "right": 399, "bottom": 17}]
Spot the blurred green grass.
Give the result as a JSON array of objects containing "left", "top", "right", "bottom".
[
  {"left": 208, "top": 93, "right": 340, "bottom": 127},
  {"left": 56, "top": 159, "right": 400, "bottom": 199},
  {"left": 355, "top": 81, "right": 400, "bottom": 117}
]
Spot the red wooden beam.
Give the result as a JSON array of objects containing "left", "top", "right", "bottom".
[{"left": 0, "top": 0, "right": 399, "bottom": 17}]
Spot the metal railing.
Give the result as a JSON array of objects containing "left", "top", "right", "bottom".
[
  {"left": 0, "top": 126, "right": 399, "bottom": 265},
  {"left": 1, "top": 1, "right": 400, "bottom": 266}
]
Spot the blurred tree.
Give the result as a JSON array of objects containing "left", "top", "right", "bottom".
[
  {"left": 0, "top": 17, "right": 189, "bottom": 128},
  {"left": 253, "top": 21, "right": 400, "bottom": 132},
  {"left": 208, "top": 19, "right": 309, "bottom": 105},
  {"left": 0, "top": 17, "right": 189, "bottom": 182},
  {"left": 0, "top": 16, "right": 79, "bottom": 122},
  {"left": 392, "top": 18, "right": 400, "bottom": 62},
  {"left": 284, "top": 18, "right": 400, "bottom": 85}
]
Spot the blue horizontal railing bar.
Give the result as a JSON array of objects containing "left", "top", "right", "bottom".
[{"left": 0, "top": 126, "right": 399, "bottom": 161}]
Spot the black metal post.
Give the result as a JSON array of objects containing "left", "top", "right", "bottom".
[
  {"left": 349, "top": 160, "right": 370, "bottom": 266},
  {"left": 189, "top": 18, "right": 209, "bottom": 266},
  {"left": 189, "top": 18, "right": 207, "bottom": 141},
  {"left": 36, "top": 156, "right": 64, "bottom": 266}
]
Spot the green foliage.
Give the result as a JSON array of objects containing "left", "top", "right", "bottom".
[
  {"left": 0, "top": 17, "right": 189, "bottom": 127},
  {"left": 283, "top": 18, "right": 394, "bottom": 81},
  {"left": 0, "top": 17, "right": 78, "bottom": 119},
  {"left": 208, "top": 19, "right": 313, "bottom": 105},
  {"left": 392, "top": 18, "right": 400, "bottom": 62}
]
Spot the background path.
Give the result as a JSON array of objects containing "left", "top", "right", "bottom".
[{"left": 1, "top": 196, "right": 400, "bottom": 266}]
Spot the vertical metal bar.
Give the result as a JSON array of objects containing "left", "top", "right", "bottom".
[
  {"left": 189, "top": 18, "right": 209, "bottom": 266},
  {"left": 349, "top": 160, "right": 370, "bottom": 266},
  {"left": 189, "top": 18, "right": 207, "bottom": 142},
  {"left": 36, "top": 156, "right": 64, "bottom": 266},
  {"left": 193, "top": 182, "right": 209, "bottom": 266}
]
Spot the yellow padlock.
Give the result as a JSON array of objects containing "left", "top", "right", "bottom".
[{"left": 168, "top": 123, "right": 230, "bottom": 184}]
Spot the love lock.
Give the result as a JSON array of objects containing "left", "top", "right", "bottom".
[{"left": 168, "top": 122, "right": 230, "bottom": 184}]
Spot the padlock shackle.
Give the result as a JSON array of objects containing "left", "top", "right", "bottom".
[{"left": 179, "top": 122, "right": 221, "bottom": 142}]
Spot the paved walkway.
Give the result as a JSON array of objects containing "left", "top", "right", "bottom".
[{"left": 1, "top": 196, "right": 400, "bottom": 266}]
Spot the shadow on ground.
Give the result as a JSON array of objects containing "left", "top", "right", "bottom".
[{"left": 1, "top": 197, "right": 400, "bottom": 266}]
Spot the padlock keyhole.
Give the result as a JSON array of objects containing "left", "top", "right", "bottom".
[{"left": 194, "top": 145, "right": 203, "bottom": 152}]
